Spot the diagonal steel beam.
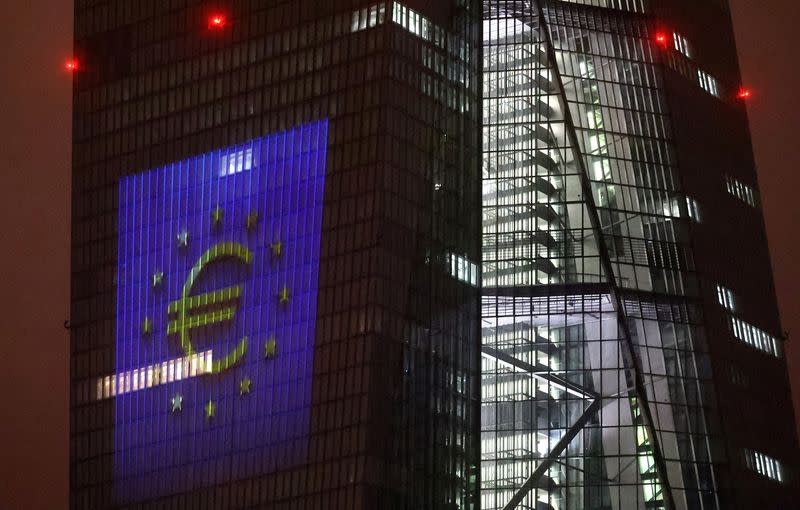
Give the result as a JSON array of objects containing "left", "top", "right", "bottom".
[
  {"left": 482, "top": 344, "right": 602, "bottom": 509},
  {"left": 482, "top": 345, "right": 599, "bottom": 399},
  {"left": 516, "top": 1, "right": 677, "bottom": 509},
  {"left": 502, "top": 398, "right": 602, "bottom": 510}
]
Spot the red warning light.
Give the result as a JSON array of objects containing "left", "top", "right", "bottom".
[
  {"left": 655, "top": 32, "right": 668, "bottom": 47},
  {"left": 64, "top": 58, "right": 79, "bottom": 72},
  {"left": 737, "top": 87, "right": 752, "bottom": 100},
  {"left": 208, "top": 14, "right": 227, "bottom": 30}
]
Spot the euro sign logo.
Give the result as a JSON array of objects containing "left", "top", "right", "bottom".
[{"left": 167, "top": 242, "right": 253, "bottom": 374}]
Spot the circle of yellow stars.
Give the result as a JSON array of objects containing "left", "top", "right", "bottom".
[{"left": 139, "top": 205, "right": 288, "bottom": 421}]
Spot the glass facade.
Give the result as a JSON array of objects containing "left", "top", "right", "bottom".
[
  {"left": 479, "top": 1, "right": 781, "bottom": 509},
  {"left": 71, "top": 1, "right": 799, "bottom": 509},
  {"left": 71, "top": 1, "right": 481, "bottom": 508},
  {"left": 111, "top": 123, "right": 327, "bottom": 501}
]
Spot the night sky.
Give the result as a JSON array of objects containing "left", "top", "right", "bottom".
[{"left": 0, "top": 1, "right": 797, "bottom": 508}]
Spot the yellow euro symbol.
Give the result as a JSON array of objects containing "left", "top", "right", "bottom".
[{"left": 167, "top": 242, "right": 253, "bottom": 374}]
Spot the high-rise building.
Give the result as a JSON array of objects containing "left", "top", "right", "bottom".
[
  {"left": 70, "top": 1, "right": 798, "bottom": 510},
  {"left": 70, "top": 1, "right": 482, "bottom": 508},
  {"left": 480, "top": 1, "right": 798, "bottom": 509}
]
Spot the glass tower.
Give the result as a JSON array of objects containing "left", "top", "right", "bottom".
[
  {"left": 480, "top": 1, "right": 798, "bottom": 509},
  {"left": 70, "top": 1, "right": 798, "bottom": 510},
  {"left": 481, "top": 0, "right": 797, "bottom": 510},
  {"left": 70, "top": 1, "right": 481, "bottom": 508}
]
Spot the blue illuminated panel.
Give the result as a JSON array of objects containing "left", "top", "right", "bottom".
[{"left": 114, "top": 120, "right": 327, "bottom": 500}]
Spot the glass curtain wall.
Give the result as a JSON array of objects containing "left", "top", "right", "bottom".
[
  {"left": 384, "top": 2, "right": 483, "bottom": 508},
  {"left": 481, "top": 1, "right": 722, "bottom": 509},
  {"left": 70, "top": 2, "right": 483, "bottom": 508}
]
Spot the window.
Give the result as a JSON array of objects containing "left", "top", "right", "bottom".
[
  {"left": 731, "top": 317, "right": 780, "bottom": 357},
  {"left": 673, "top": 32, "right": 691, "bottom": 58},
  {"left": 220, "top": 147, "right": 253, "bottom": 176},
  {"left": 558, "top": 0, "right": 646, "bottom": 12},
  {"left": 351, "top": 4, "right": 386, "bottom": 33},
  {"left": 729, "top": 364, "right": 749, "bottom": 388},
  {"left": 715, "top": 283, "right": 735, "bottom": 311},
  {"left": 725, "top": 175, "right": 758, "bottom": 207},
  {"left": 392, "top": 2, "right": 445, "bottom": 47},
  {"left": 95, "top": 350, "right": 213, "bottom": 400},
  {"left": 685, "top": 196, "right": 701, "bottom": 222},
  {"left": 745, "top": 450, "right": 784, "bottom": 483},
  {"left": 697, "top": 69, "right": 719, "bottom": 97},
  {"left": 448, "top": 253, "right": 480, "bottom": 287}
]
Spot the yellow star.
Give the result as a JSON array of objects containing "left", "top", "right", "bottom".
[
  {"left": 205, "top": 400, "right": 215, "bottom": 419},
  {"left": 246, "top": 210, "right": 259, "bottom": 230},
  {"left": 278, "top": 285, "right": 290, "bottom": 305},
  {"left": 270, "top": 241, "right": 282, "bottom": 258},
  {"left": 152, "top": 271, "right": 164, "bottom": 288},
  {"left": 239, "top": 377, "right": 252, "bottom": 395},
  {"left": 171, "top": 393, "right": 183, "bottom": 413},
  {"left": 264, "top": 337, "right": 278, "bottom": 359},
  {"left": 177, "top": 229, "right": 189, "bottom": 248},
  {"left": 211, "top": 206, "right": 224, "bottom": 226},
  {"left": 142, "top": 317, "right": 153, "bottom": 336}
]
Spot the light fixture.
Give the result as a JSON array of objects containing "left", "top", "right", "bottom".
[{"left": 208, "top": 13, "right": 227, "bottom": 30}]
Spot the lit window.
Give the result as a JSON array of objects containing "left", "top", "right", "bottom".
[
  {"left": 745, "top": 450, "right": 784, "bottom": 483},
  {"left": 95, "top": 350, "right": 213, "bottom": 400},
  {"left": 725, "top": 175, "right": 758, "bottom": 207},
  {"left": 715, "top": 284, "right": 735, "bottom": 312},
  {"left": 391, "top": 2, "right": 445, "bottom": 48},
  {"left": 220, "top": 147, "right": 253, "bottom": 177},
  {"left": 558, "top": 0, "right": 646, "bottom": 12},
  {"left": 730, "top": 317, "right": 780, "bottom": 357},
  {"left": 697, "top": 69, "right": 719, "bottom": 97},
  {"left": 672, "top": 32, "right": 691, "bottom": 58},
  {"left": 448, "top": 253, "right": 480, "bottom": 287},
  {"left": 351, "top": 3, "right": 386, "bottom": 33},
  {"left": 685, "top": 196, "right": 701, "bottom": 222}
]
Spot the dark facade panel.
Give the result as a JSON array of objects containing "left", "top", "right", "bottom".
[{"left": 656, "top": 0, "right": 800, "bottom": 506}]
